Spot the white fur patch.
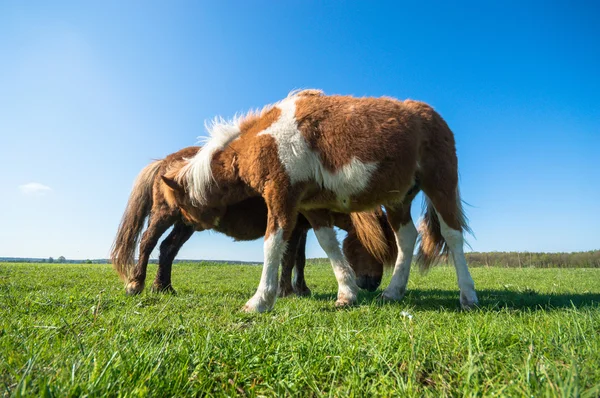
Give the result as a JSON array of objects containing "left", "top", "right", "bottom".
[
  {"left": 178, "top": 117, "right": 242, "bottom": 205},
  {"left": 244, "top": 228, "right": 287, "bottom": 312},
  {"left": 259, "top": 228, "right": 287, "bottom": 296},
  {"left": 259, "top": 95, "right": 378, "bottom": 198}
]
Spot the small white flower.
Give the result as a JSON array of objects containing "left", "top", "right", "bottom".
[{"left": 400, "top": 311, "right": 413, "bottom": 320}]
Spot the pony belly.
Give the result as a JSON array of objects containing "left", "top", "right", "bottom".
[
  {"left": 349, "top": 181, "right": 416, "bottom": 210},
  {"left": 299, "top": 190, "right": 378, "bottom": 214}
]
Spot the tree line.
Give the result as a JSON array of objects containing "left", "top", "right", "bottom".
[
  {"left": 2, "top": 250, "right": 600, "bottom": 268},
  {"left": 306, "top": 250, "right": 600, "bottom": 268},
  {"left": 464, "top": 250, "right": 600, "bottom": 268}
]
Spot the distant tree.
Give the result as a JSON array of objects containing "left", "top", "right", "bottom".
[
  {"left": 85, "top": 259, "right": 93, "bottom": 264},
  {"left": 58, "top": 256, "right": 66, "bottom": 263},
  {"left": 48, "top": 257, "right": 54, "bottom": 263}
]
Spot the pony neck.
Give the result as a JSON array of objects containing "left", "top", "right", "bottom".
[{"left": 209, "top": 148, "right": 254, "bottom": 206}]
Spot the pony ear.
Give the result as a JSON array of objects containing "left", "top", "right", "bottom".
[{"left": 161, "top": 175, "right": 183, "bottom": 192}]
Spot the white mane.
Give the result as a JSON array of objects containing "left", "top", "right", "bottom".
[
  {"left": 178, "top": 89, "right": 323, "bottom": 205},
  {"left": 177, "top": 115, "right": 242, "bottom": 205}
]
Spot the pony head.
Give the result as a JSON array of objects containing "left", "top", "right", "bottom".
[{"left": 161, "top": 173, "right": 225, "bottom": 230}]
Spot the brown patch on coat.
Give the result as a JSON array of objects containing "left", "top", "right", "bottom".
[{"left": 238, "top": 106, "right": 281, "bottom": 136}]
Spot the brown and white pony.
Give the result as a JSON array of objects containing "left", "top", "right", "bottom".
[
  {"left": 170, "top": 89, "right": 478, "bottom": 312},
  {"left": 110, "top": 146, "right": 396, "bottom": 296}
]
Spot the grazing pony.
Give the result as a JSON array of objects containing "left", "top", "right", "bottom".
[
  {"left": 110, "top": 147, "right": 396, "bottom": 296},
  {"left": 171, "top": 89, "right": 478, "bottom": 312}
]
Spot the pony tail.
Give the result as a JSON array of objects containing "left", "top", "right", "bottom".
[
  {"left": 349, "top": 211, "right": 394, "bottom": 265},
  {"left": 110, "top": 160, "right": 163, "bottom": 281},
  {"left": 415, "top": 196, "right": 448, "bottom": 272}
]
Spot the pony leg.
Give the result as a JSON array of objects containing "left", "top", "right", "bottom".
[
  {"left": 292, "top": 229, "right": 311, "bottom": 296},
  {"left": 304, "top": 210, "right": 359, "bottom": 307},
  {"left": 126, "top": 216, "right": 174, "bottom": 295},
  {"left": 435, "top": 208, "right": 478, "bottom": 309},
  {"left": 244, "top": 189, "right": 298, "bottom": 312},
  {"left": 152, "top": 222, "right": 195, "bottom": 294},
  {"left": 423, "top": 188, "right": 478, "bottom": 309},
  {"left": 381, "top": 204, "right": 418, "bottom": 301},
  {"left": 243, "top": 227, "right": 289, "bottom": 312},
  {"left": 417, "top": 114, "right": 478, "bottom": 308},
  {"left": 278, "top": 226, "right": 304, "bottom": 297}
]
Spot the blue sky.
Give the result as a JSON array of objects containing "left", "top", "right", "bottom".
[{"left": 1, "top": 1, "right": 598, "bottom": 261}]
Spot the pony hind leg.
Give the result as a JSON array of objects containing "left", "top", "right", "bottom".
[
  {"left": 303, "top": 210, "right": 359, "bottom": 307},
  {"left": 380, "top": 189, "right": 419, "bottom": 302},
  {"left": 429, "top": 195, "right": 478, "bottom": 309},
  {"left": 152, "top": 221, "right": 195, "bottom": 294},
  {"left": 415, "top": 112, "right": 478, "bottom": 309},
  {"left": 126, "top": 215, "right": 175, "bottom": 295},
  {"left": 420, "top": 173, "right": 478, "bottom": 308}
]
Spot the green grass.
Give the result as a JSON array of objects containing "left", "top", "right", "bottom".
[{"left": 1, "top": 262, "right": 599, "bottom": 397}]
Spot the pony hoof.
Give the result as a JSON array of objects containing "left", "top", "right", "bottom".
[
  {"left": 335, "top": 292, "right": 357, "bottom": 307},
  {"left": 380, "top": 289, "right": 405, "bottom": 302},
  {"left": 151, "top": 284, "right": 177, "bottom": 295},
  {"left": 294, "top": 287, "right": 312, "bottom": 297},
  {"left": 460, "top": 290, "right": 479, "bottom": 310},
  {"left": 242, "top": 303, "right": 270, "bottom": 313},
  {"left": 335, "top": 298, "right": 356, "bottom": 308},
  {"left": 278, "top": 286, "right": 294, "bottom": 298},
  {"left": 125, "top": 282, "right": 144, "bottom": 295},
  {"left": 242, "top": 296, "right": 273, "bottom": 313}
]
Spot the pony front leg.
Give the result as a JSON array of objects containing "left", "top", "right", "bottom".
[
  {"left": 292, "top": 230, "right": 311, "bottom": 296},
  {"left": 381, "top": 221, "right": 418, "bottom": 301},
  {"left": 152, "top": 222, "right": 195, "bottom": 294},
  {"left": 305, "top": 210, "right": 359, "bottom": 307},
  {"left": 314, "top": 227, "right": 359, "bottom": 307},
  {"left": 127, "top": 216, "right": 174, "bottom": 295},
  {"left": 243, "top": 228, "right": 289, "bottom": 313},
  {"left": 381, "top": 205, "right": 418, "bottom": 301},
  {"left": 244, "top": 184, "right": 301, "bottom": 312}
]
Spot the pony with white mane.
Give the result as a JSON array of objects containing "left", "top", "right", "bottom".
[{"left": 169, "top": 89, "right": 478, "bottom": 312}]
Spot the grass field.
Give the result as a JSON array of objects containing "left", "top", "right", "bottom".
[{"left": 1, "top": 262, "right": 599, "bottom": 397}]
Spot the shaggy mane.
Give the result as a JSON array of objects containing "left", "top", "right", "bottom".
[
  {"left": 177, "top": 89, "right": 324, "bottom": 205},
  {"left": 176, "top": 115, "right": 242, "bottom": 205}
]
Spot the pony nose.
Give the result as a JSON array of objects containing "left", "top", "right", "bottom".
[{"left": 356, "top": 275, "right": 382, "bottom": 292}]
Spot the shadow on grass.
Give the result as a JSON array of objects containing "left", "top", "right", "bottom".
[{"left": 308, "top": 289, "right": 600, "bottom": 311}]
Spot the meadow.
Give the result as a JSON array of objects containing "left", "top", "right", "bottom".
[{"left": 1, "top": 261, "right": 599, "bottom": 397}]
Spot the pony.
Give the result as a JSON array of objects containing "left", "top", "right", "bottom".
[
  {"left": 170, "top": 89, "right": 478, "bottom": 312},
  {"left": 110, "top": 146, "right": 396, "bottom": 296}
]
